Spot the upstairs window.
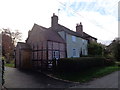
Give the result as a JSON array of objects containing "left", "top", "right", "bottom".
[
  {"left": 82, "top": 39, "right": 84, "bottom": 45},
  {"left": 82, "top": 39, "right": 85, "bottom": 43},
  {"left": 72, "top": 36, "right": 76, "bottom": 42}
]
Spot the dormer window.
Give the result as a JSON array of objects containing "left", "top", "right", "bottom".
[{"left": 72, "top": 36, "right": 76, "bottom": 42}]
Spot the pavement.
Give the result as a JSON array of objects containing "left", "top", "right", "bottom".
[{"left": 4, "top": 67, "right": 120, "bottom": 89}]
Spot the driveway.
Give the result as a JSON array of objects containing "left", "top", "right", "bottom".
[
  {"left": 69, "top": 71, "right": 119, "bottom": 89},
  {"left": 4, "top": 67, "right": 76, "bottom": 88}
]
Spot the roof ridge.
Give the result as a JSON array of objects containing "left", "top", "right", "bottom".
[{"left": 34, "top": 23, "right": 48, "bottom": 30}]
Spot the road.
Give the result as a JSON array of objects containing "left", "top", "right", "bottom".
[
  {"left": 4, "top": 67, "right": 120, "bottom": 89},
  {"left": 70, "top": 71, "right": 119, "bottom": 89},
  {"left": 4, "top": 67, "right": 75, "bottom": 88}
]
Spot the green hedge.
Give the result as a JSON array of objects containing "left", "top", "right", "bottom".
[
  {"left": 104, "top": 58, "right": 115, "bottom": 66},
  {"left": 55, "top": 57, "right": 114, "bottom": 72}
]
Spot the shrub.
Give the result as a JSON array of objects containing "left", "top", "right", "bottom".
[
  {"left": 104, "top": 59, "right": 115, "bottom": 66},
  {"left": 88, "top": 42, "right": 103, "bottom": 56},
  {"left": 55, "top": 57, "right": 105, "bottom": 72}
]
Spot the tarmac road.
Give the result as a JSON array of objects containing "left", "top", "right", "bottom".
[
  {"left": 4, "top": 67, "right": 76, "bottom": 89},
  {"left": 70, "top": 71, "right": 119, "bottom": 89},
  {"left": 4, "top": 67, "right": 120, "bottom": 89}
]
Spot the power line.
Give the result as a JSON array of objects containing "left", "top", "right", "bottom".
[{"left": 56, "top": 0, "right": 117, "bottom": 36}]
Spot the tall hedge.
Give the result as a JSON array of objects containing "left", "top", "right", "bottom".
[{"left": 55, "top": 57, "right": 106, "bottom": 72}]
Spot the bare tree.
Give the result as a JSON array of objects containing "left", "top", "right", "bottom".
[
  {"left": 2, "top": 28, "right": 22, "bottom": 45},
  {"left": 2, "top": 28, "right": 22, "bottom": 63}
]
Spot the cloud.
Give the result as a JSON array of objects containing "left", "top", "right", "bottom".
[
  {"left": 0, "top": 0, "right": 119, "bottom": 45},
  {"left": 0, "top": 0, "right": 61, "bottom": 42},
  {"left": 57, "top": 0, "right": 119, "bottom": 45},
  {"left": 59, "top": 0, "right": 118, "bottom": 17}
]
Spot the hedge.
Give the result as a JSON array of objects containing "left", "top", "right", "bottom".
[{"left": 54, "top": 57, "right": 115, "bottom": 72}]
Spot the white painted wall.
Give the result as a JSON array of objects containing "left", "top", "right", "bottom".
[{"left": 58, "top": 31, "right": 88, "bottom": 58}]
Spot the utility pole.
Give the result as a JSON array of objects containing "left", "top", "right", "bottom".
[{"left": 58, "top": 9, "right": 60, "bottom": 19}]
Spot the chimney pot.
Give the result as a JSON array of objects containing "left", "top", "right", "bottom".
[
  {"left": 80, "top": 22, "right": 82, "bottom": 25},
  {"left": 76, "top": 22, "right": 83, "bottom": 36},
  {"left": 51, "top": 13, "right": 58, "bottom": 29}
]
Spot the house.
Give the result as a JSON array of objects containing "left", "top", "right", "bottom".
[{"left": 15, "top": 13, "right": 97, "bottom": 69}]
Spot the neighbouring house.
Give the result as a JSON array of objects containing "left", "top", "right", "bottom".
[{"left": 15, "top": 13, "right": 97, "bottom": 69}]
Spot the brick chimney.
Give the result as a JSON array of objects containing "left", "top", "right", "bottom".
[
  {"left": 76, "top": 22, "right": 83, "bottom": 36},
  {"left": 51, "top": 13, "right": 58, "bottom": 29}
]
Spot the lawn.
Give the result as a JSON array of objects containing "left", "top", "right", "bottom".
[
  {"left": 51, "top": 65, "right": 120, "bottom": 83},
  {"left": 5, "top": 60, "right": 15, "bottom": 68}
]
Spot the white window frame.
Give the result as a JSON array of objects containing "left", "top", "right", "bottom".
[
  {"left": 73, "top": 49, "right": 76, "bottom": 57},
  {"left": 53, "top": 51, "right": 60, "bottom": 60}
]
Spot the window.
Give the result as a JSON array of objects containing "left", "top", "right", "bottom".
[
  {"left": 82, "top": 39, "right": 85, "bottom": 43},
  {"left": 72, "top": 36, "right": 76, "bottom": 42},
  {"left": 73, "top": 49, "right": 76, "bottom": 57},
  {"left": 33, "top": 52, "right": 37, "bottom": 60},
  {"left": 82, "top": 49, "right": 85, "bottom": 55},
  {"left": 53, "top": 51, "right": 60, "bottom": 60}
]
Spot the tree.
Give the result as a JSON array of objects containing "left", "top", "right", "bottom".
[
  {"left": 2, "top": 28, "right": 22, "bottom": 45},
  {"left": 111, "top": 38, "right": 120, "bottom": 61},
  {"left": 88, "top": 42, "right": 103, "bottom": 56},
  {"left": 2, "top": 33, "right": 14, "bottom": 63},
  {"left": 2, "top": 28, "right": 22, "bottom": 63}
]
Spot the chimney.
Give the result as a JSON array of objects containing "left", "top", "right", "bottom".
[
  {"left": 51, "top": 13, "right": 58, "bottom": 29},
  {"left": 76, "top": 22, "right": 83, "bottom": 36}
]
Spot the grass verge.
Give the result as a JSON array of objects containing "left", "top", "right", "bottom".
[
  {"left": 5, "top": 60, "right": 15, "bottom": 68},
  {"left": 51, "top": 65, "right": 120, "bottom": 83}
]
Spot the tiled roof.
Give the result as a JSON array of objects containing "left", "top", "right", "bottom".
[
  {"left": 55, "top": 24, "right": 97, "bottom": 40},
  {"left": 29, "top": 23, "right": 65, "bottom": 43},
  {"left": 83, "top": 32, "right": 97, "bottom": 40}
]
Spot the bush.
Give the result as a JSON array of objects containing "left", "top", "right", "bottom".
[
  {"left": 55, "top": 57, "right": 115, "bottom": 72},
  {"left": 88, "top": 42, "right": 103, "bottom": 56},
  {"left": 104, "top": 59, "right": 115, "bottom": 66},
  {"left": 55, "top": 57, "right": 105, "bottom": 72}
]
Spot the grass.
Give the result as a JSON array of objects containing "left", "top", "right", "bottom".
[
  {"left": 5, "top": 60, "right": 15, "bottom": 68},
  {"left": 51, "top": 65, "right": 120, "bottom": 83}
]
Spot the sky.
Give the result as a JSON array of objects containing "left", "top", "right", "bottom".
[{"left": 0, "top": 0, "right": 119, "bottom": 45}]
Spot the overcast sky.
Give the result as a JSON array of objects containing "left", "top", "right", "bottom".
[{"left": 0, "top": 0, "right": 119, "bottom": 45}]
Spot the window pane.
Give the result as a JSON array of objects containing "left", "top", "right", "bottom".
[
  {"left": 73, "top": 49, "right": 76, "bottom": 57},
  {"left": 72, "top": 36, "right": 76, "bottom": 42}
]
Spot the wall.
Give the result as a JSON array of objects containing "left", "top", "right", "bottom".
[
  {"left": 58, "top": 31, "right": 88, "bottom": 58},
  {"left": 21, "top": 50, "right": 32, "bottom": 69},
  {"left": 15, "top": 45, "right": 20, "bottom": 68}
]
